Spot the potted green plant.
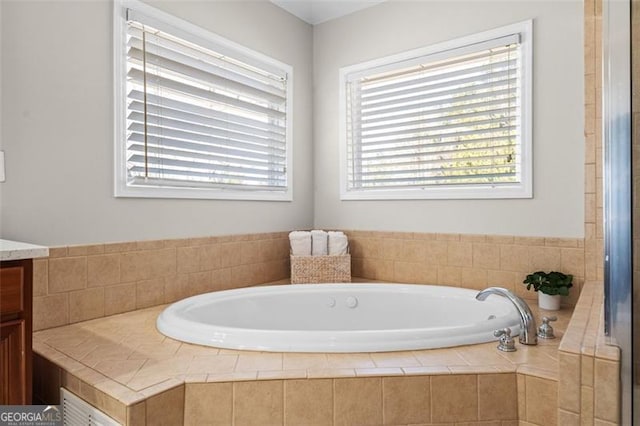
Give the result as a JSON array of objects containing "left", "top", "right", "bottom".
[{"left": 522, "top": 271, "right": 573, "bottom": 310}]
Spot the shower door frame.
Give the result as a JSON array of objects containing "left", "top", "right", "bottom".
[{"left": 602, "top": 0, "right": 632, "bottom": 424}]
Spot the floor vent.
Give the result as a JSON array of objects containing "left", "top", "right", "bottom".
[{"left": 60, "top": 388, "right": 121, "bottom": 426}]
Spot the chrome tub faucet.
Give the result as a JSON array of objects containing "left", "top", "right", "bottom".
[{"left": 476, "top": 287, "right": 538, "bottom": 345}]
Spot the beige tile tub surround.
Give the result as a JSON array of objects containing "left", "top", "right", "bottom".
[
  {"left": 33, "top": 230, "right": 585, "bottom": 333},
  {"left": 33, "top": 301, "right": 570, "bottom": 425},
  {"left": 345, "top": 230, "right": 585, "bottom": 307},
  {"left": 32, "top": 232, "right": 291, "bottom": 331},
  {"left": 584, "top": 0, "right": 605, "bottom": 285},
  {"left": 557, "top": 281, "right": 621, "bottom": 425}
]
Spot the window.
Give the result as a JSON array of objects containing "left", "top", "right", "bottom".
[
  {"left": 114, "top": 0, "right": 293, "bottom": 200},
  {"left": 339, "top": 21, "right": 532, "bottom": 200}
]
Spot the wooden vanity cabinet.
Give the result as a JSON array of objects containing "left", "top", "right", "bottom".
[{"left": 0, "top": 259, "right": 33, "bottom": 404}]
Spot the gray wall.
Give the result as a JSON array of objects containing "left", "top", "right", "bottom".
[
  {"left": 313, "top": 0, "right": 585, "bottom": 237},
  {"left": 0, "top": 0, "right": 314, "bottom": 246},
  {"left": 0, "top": 0, "right": 585, "bottom": 246}
]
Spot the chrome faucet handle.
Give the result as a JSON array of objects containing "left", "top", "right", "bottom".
[
  {"left": 494, "top": 327, "right": 516, "bottom": 352},
  {"left": 537, "top": 316, "right": 558, "bottom": 339}
]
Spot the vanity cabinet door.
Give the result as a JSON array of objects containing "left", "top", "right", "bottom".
[
  {"left": 0, "top": 259, "right": 32, "bottom": 405},
  {"left": 0, "top": 319, "right": 26, "bottom": 404}
]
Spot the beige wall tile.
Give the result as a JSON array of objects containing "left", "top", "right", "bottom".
[
  {"left": 499, "top": 245, "right": 530, "bottom": 272},
  {"left": 401, "top": 239, "right": 426, "bottom": 262},
  {"left": 594, "top": 359, "right": 620, "bottom": 423},
  {"left": 49, "top": 256, "right": 87, "bottom": 293},
  {"left": 177, "top": 246, "right": 200, "bottom": 273},
  {"left": 431, "top": 374, "right": 478, "bottom": 423},
  {"left": 585, "top": 192, "right": 596, "bottom": 224},
  {"left": 104, "top": 242, "right": 137, "bottom": 253},
  {"left": 137, "top": 240, "right": 165, "bottom": 251},
  {"left": 478, "top": 373, "right": 518, "bottom": 420},
  {"left": 150, "top": 248, "right": 177, "bottom": 278},
  {"left": 334, "top": 377, "right": 382, "bottom": 426},
  {"left": 259, "top": 238, "right": 284, "bottom": 262},
  {"left": 121, "top": 248, "right": 176, "bottom": 282},
  {"left": 48, "top": 247, "right": 68, "bottom": 258},
  {"left": 262, "top": 260, "right": 289, "bottom": 283},
  {"left": 234, "top": 380, "right": 283, "bottom": 426},
  {"left": 461, "top": 268, "right": 488, "bottom": 290},
  {"left": 78, "top": 382, "right": 127, "bottom": 424},
  {"left": 87, "top": 254, "right": 120, "bottom": 287},
  {"left": 136, "top": 278, "right": 166, "bottom": 309},
  {"left": 460, "top": 233, "right": 487, "bottom": 243},
  {"left": 33, "top": 259, "right": 48, "bottom": 297},
  {"left": 211, "top": 268, "right": 233, "bottom": 292},
  {"left": 184, "top": 383, "right": 232, "bottom": 426},
  {"left": 361, "top": 258, "right": 393, "bottom": 281},
  {"left": 33, "top": 294, "right": 69, "bottom": 331},
  {"left": 126, "top": 401, "right": 146, "bottom": 426},
  {"left": 394, "top": 261, "right": 437, "bottom": 284},
  {"left": 146, "top": 385, "right": 184, "bottom": 426},
  {"left": 487, "top": 270, "right": 518, "bottom": 292},
  {"left": 231, "top": 263, "right": 265, "bottom": 288},
  {"left": 188, "top": 271, "right": 214, "bottom": 295},
  {"left": 61, "top": 371, "right": 81, "bottom": 396},
  {"left": 220, "top": 242, "right": 243, "bottom": 268},
  {"left": 517, "top": 373, "right": 526, "bottom": 420},
  {"left": 561, "top": 249, "right": 586, "bottom": 278},
  {"left": 104, "top": 283, "right": 136, "bottom": 316},
  {"left": 514, "top": 236, "right": 545, "bottom": 246},
  {"left": 69, "top": 288, "right": 104, "bottom": 323},
  {"left": 165, "top": 274, "right": 190, "bottom": 303},
  {"left": 525, "top": 376, "right": 557, "bottom": 425},
  {"left": 284, "top": 379, "right": 332, "bottom": 426},
  {"left": 545, "top": 238, "right": 580, "bottom": 248},
  {"left": 594, "top": 420, "right": 618, "bottom": 426},
  {"left": 487, "top": 235, "right": 515, "bottom": 244},
  {"left": 380, "top": 238, "right": 402, "bottom": 261},
  {"left": 382, "top": 376, "right": 430, "bottom": 425},
  {"left": 437, "top": 233, "right": 460, "bottom": 241},
  {"left": 582, "top": 355, "right": 594, "bottom": 387},
  {"left": 558, "top": 409, "right": 581, "bottom": 426},
  {"left": 447, "top": 242, "right": 473, "bottom": 267},
  {"left": 558, "top": 352, "right": 581, "bottom": 413},
  {"left": 85, "top": 244, "right": 106, "bottom": 256},
  {"left": 120, "top": 251, "right": 146, "bottom": 282},
  {"left": 472, "top": 243, "right": 500, "bottom": 269},
  {"left": 529, "top": 246, "right": 562, "bottom": 271},
  {"left": 199, "top": 244, "right": 222, "bottom": 271},
  {"left": 424, "top": 240, "right": 448, "bottom": 265},
  {"left": 437, "top": 266, "right": 461, "bottom": 286}
]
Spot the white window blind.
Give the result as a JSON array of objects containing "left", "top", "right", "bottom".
[
  {"left": 340, "top": 22, "right": 532, "bottom": 200},
  {"left": 115, "top": 2, "right": 292, "bottom": 200}
]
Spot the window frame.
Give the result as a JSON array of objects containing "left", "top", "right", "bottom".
[
  {"left": 338, "top": 20, "right": 533, "bottom": 200},
  {"left": 113, "top": 0, "right": 294, "bottom": 201}
]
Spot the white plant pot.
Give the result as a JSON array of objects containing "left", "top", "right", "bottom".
[{"left": 538, "top": 292, "right": 561, "bottom": 311}]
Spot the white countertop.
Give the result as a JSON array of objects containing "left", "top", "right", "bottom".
[{"left": 0, "top": 239, "right": 49, "bottom": 261}]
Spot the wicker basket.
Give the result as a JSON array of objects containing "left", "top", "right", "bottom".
[{"left": 290, "top": 254, "right": 351, "bottom": 284}]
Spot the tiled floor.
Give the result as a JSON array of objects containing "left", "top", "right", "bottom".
[{"left": 33, "top": 300, "right": 571, "bottom": 406}]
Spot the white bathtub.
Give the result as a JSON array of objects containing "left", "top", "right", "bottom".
[{"left": 156, "top": 283, "right": 521, "bottom": 353}]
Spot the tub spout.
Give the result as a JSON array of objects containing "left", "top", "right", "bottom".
[{"left": 476, "top": 287, "right": 537, "bottom": 345}]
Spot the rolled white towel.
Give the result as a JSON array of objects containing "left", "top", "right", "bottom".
[
  {"left": 311, "top": 230, "right": 328, "bottom": 256},
  {"left": 328, "top": 231, "right": 348, "bottom": 255},
  {"left": 289, "top": 231, "right": 311, "bottom": 256}
]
